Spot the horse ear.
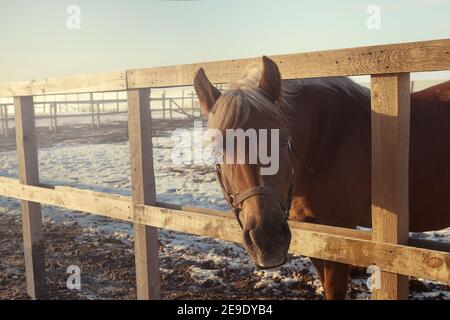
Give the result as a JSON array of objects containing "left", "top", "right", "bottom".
[
  {"left": 259, "top": 56, "right": 282, "bottom": 102},
  {"left": 194, "top": 68, "right": 222, "bottom": 116}
]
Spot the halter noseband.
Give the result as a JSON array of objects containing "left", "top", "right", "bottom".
[{"left": 215, "top": 139, "right": 295, "bottom": 229}]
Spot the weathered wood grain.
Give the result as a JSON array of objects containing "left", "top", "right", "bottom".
[
  {"left": 0, "top": 39, "right": 449, "bottom": 97},
  {"left": 0, "top": 177, "right": 448, "bottom": 284},
  {"left": 127, "top": 88, "right": 161, "bottom": 300},
  {"left": 13, "top": 97, "right": 46, "bottom": 299},
  {"left": 371, "top": 73, "right": 411, "bottom": 300},
  {"left": 127, "top": 39, "right": 450, "bottom": 88},
  {"left": 0, "top": 72, "right": 126, "bottom": 98}
]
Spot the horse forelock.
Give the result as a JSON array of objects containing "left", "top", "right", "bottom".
[{"left": 208, "top": 68, "right": 290, "bottom": 132}]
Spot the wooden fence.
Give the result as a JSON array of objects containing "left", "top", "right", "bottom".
[
  {"left": 0, "top": 38, "right": 450, "bottom": 300},
  {"left": 0, "top": 91, "right": 200, "bottom": 136}
]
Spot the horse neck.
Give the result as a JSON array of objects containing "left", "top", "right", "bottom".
[{"left": 283, "top": 85, "right": 370, "bottom": 173}]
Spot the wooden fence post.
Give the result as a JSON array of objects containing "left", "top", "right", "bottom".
[
  {"left": 0, "top": 105, "right": 4, "bottom": 136},
  {"left": 117, "top": 91, "right": 120, "bottom": 113},
  {"left": 90, "top": 93, "right": 95, "bottom": 128},
  {"left": 149, "top": 92, "right": 152, "bottom": 119},
  {"left": 4, "top": 105, "right": 9, "bottom": 137},
  {"left": 371, "top": 73, "right": 411, "bottom": 300},
  {"left": 191, "top": 92, "right": 195, "bottom": 118},
  {"left": 14, "top": 96, "right": 46, "bottom": 299},
  {"left": 49, "top": 103, "right": 57, "bottom": 133},
  {"left": 96, "top": 103, "right": 101, "bottom": 128},
  {"left": 181, "top": 89, "right": 185, "bottom": 112},
  {"left": 127, "top": 88, "right": 161, "bottom": 300},
  {"left": 53, "top": 103, "right": 58, "bottom": 133},
  {"left": 162, "top": 92, "right": 166, "bottom": 120},
  {"left": 169, "top": 99, "right": 173, "bottom": 122},
  {"left": 49, "top": 103, "right": 53, "bottom": 132},
  {"left": 2, "top": 104, "right": 7, "bottom": 136}
]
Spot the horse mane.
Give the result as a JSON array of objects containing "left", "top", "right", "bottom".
[
  {"left": 208, "top": 69, "right": 371, "bottom": 131},
  {"left": 284, "top": 77, "right": 370, "bottom": 105}
]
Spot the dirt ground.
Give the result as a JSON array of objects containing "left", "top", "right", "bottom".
[
  {"left": 0, "top": 213, "right": 321, "bottom": 300},
  {"left": 0, "top": 119, "right": 449, "bottom": 300},
  {"left": 1, "top": 212, "right": 448, "bottom": 300}
]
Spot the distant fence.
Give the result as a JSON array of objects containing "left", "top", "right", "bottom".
[
  {"left": 0, "top": 38, "right": 449, "bottom": 300},
  {"left": 0, "top": 89, "right": 204, "bottom": 136}
]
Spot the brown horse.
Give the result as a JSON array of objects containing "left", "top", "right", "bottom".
[{"left": 194, "top": 56, "right": 450, "bottom": 300}]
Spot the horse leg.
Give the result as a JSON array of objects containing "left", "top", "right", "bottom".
[
  {"left": 310, "top": 258, "right": 325, "bottom": 290},
  {"left": 322, "top": 261, "right": 350, "bottom": 300},
  {"left": 311, "top": 258, "right": 348, "bottom": 300}
]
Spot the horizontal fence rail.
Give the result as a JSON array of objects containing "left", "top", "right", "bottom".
[
  {"left": 0, "top": 39, "right": 449, "bottom": 97},
  {"left": 0, "top": 177, "right": 449, "bottom": 284}
]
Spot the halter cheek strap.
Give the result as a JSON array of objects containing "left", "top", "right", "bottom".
[{"left": 215, "top": 139, "right": 295, "bottom": 230}]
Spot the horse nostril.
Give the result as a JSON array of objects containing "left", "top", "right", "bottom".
[
  {"left": 243, "top": 229, "right": 254, "bottom": 247},
  {"left": 243, "top": 229, "right": 261, "bottom": 250},
  {"left": 249, "top": 230, "right": 258, "bottom": 245}
]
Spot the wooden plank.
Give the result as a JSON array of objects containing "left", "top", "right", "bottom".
[
  {"left": 127, "top": 39, "right": 450, "bottom": 89},
  {"left": 1, "top": 39, "right": 449, "bottom": 98},
  {"left": 3, "top": 105, "right": 7, "bottom": 136},
  {"left": 371, "top": 73, "right": 411, "bottom": 300},
  {"left": 0, "top": 104, "right": 9, "bottom": 137},
  {"left": 90, "top": 93, "right": 95, "bottom": 128},
  {"left": 4, "top": 177, "right": 450, "bottom": 253},
  {"left": 4, "top": 105, "right": 8, "bottom": 136},
  {"left": 53, "top": 104, "right": 58, "bottom": 133},
  {"left": 49, "top": 103, "right": 57, "bottom": 133},
  {"left": 288, "top": 227, "right": 449, "bottom": 285},
  {"left": 0, "top": 178, "right": 130, "bottom": 219},
  {"left": 48, "top": 103, "right": 53, "bottom": 132},
  {"left": 0, "top": 105, "right": 4, "bottom": 136},
  {"left": 191, "top": 92, "right": 195, "bottom": 117},
  {"left": 7, "top": 180, "right": 449, "bottom": 255},
  {"left": 116, "top": 92, "right": 120, "bottom": 113},
  {"left": 13, "top": 96, "right": 46, "bottom": 299},
  {"left": 127, "top": 88, "right": 161, "bottom": 300},
  {"left": 96, "top": 103, "right": 101, "bottom": 128},
  {"left": 0, "top": 177, "right": 449, "bottom": 284},
  {"left": 0, "top": 72, "right": 126, "bottom": 98},
  {"left": 162, "top": 92, "right": 166, "bottom": 120}
]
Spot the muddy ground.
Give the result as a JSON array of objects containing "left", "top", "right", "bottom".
[{"left": 1, "top": 212, "right": 448, "bottom": 300}]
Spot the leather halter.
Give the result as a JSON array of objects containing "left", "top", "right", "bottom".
[{"left": 215, "top": 139, "right": 295, "bottom": 229}]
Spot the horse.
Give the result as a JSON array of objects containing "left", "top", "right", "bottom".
[{"left": 193, "top": 56, "right": 450, "bottom": 300}]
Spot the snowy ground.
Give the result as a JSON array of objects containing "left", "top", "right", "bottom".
[
  {"left": 2, "top": 109, "right": 194, "bottom": 131},
  {"left": 0, "top": 120, "right": 449, "bottom": 300}
]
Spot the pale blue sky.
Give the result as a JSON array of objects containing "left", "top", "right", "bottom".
[{"left": 0, "top": 0, "right": 449, "bottom": 82}]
